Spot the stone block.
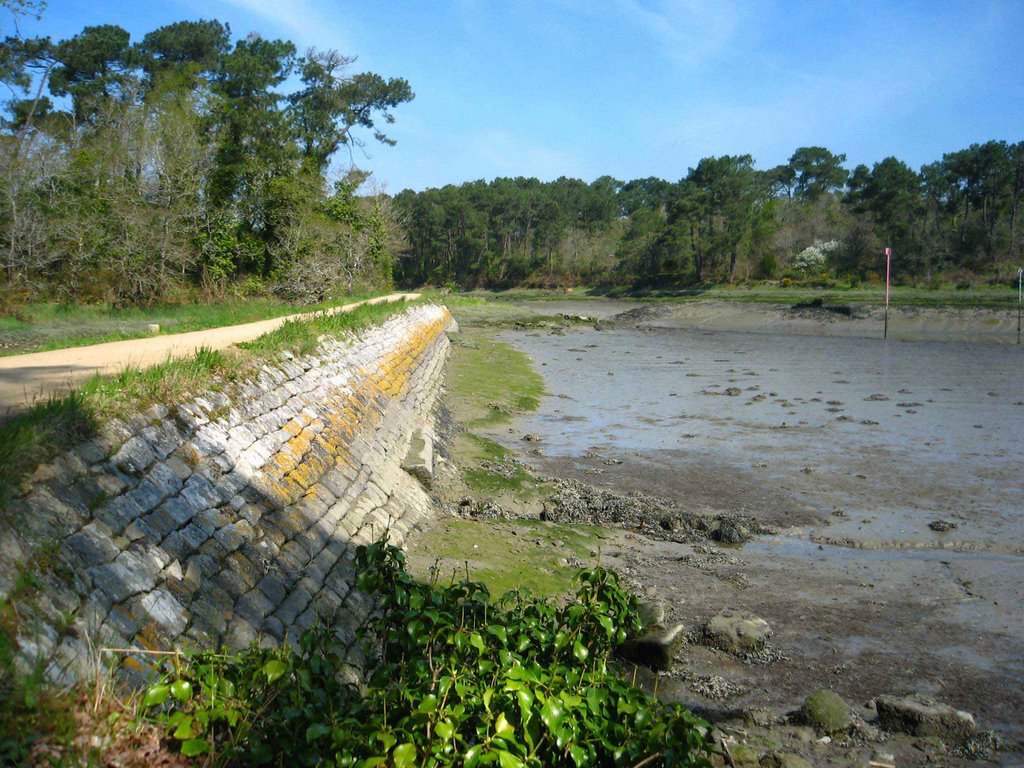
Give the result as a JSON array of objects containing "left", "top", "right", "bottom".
[
  {"left": 274, "top": 585, "right": 313, "bottom": 626},
  {"left": 89, "top": 550, "right": 158, "bottom": 604},
  {"left": 111, "top": 437, "right": 156, "bottom": 476},
  {"left": 234, "top": 589, "right": 276, "bottom": 625},
  {"left": 157, "top": 496, "right": 196, "bottom": 529},
  {"left": 256, "top": 572, "right": 291, "bottom": 606},
  {"left": 214, "top": 520, "right": 255, "bottom": 554},
  {"left": 93, "top": 494, "right": 143, "bottom": 534},
  {"left": 135, "top": 588, "right": 188, "bottom": 638},
  {"left": 160, "top": 523, "right": 209, "bottom": 561},
  {"left": 64, "top": 522, "right": 120, "bottom": 568},
  {"left": 141, "top": 424, "right": 181, "bottom": 460},
  {"left": 180, "top": 475, "right": 224, "bottom": 511},
  {"left": 147, "top": 461, "right": 184, "bottom": 498},
  {"left": 164, "top": 456, "right": 193, "bottom": 481}
]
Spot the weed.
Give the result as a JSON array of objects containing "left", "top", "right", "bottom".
[{"left": 140, "top": 538, "right": 712, "bottom": 766}]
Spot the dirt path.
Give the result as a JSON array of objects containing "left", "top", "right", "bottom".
[{"left": 0, "top": 292, "right": 420, "bottom": 416}]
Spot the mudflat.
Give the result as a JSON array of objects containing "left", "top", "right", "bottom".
[{"left": 464, "top": 299, "right": 1023, "bottom": 765}]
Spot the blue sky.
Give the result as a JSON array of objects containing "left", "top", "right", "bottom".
[{"left": 14, "top": 0, "right": 1024, "bottom": 193}]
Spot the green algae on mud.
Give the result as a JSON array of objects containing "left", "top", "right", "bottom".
[
  {"left": 406, "top": 517, "right": 611, "bottom": 598},
  {"left": 446, "top": 332, "right": 544, "bottom": 428},
  {"left": 443, "top": 318, "right": 548, "bottom": 500}
]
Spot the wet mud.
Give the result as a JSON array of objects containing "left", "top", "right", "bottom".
[{"left": 472, "top": 303, "right": 1024, "bottom": 765}]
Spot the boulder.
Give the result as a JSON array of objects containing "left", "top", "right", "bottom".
[
  {"left": 699, "top": 608, "right": 771, "bottom": 655},
  {"left": 618, "top": 623, "right": 685, "bottom": 671},
  {"left": 800, "top": 689, "right": 852, "bottom": 735},
  {"left": 875, "top": 695, "right": 975, "bottom": 744}
]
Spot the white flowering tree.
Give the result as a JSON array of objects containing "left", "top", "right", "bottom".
[{"left": 792, "top": 239, "right": 839, "bottom": 276}]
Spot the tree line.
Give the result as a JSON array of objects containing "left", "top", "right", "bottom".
[
  {"left": 395, "top": 142, "right": 1024, "bottom": 290},
  {"left": 1, "top": 6, "right": 413, "bottom": 306}
]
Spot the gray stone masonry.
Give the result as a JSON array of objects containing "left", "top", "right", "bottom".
[{"left": 2, "top": 305, "right": 455, "bottom": 684}]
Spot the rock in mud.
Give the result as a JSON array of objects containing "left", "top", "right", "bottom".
[
  {"left": 875, "top": 695, "right": 976, "bottom": 743},
  {"left": 618, "top": 623, "right": 685, "bottom": 671},
  {"left": 699, "top": 608, "right": 771, "bottom": 656},
  {"left": 711, "top": 518, "right": 750, "bottom": 544},
  {"left": 801, "top": 689, "right": 852, "bottom": 735},
  {"left": 761, "top": 753, "right": 813, "bottom": 768}
]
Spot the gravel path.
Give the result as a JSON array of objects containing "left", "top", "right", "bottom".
[{"left": 0, "top": 292, "right": 420, "bottom": 416}]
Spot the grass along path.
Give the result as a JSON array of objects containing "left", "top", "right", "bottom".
[
  {"left": 0, "top": 293, "right": 418, "bottom": 415},
  {"left": 0, "top": 293, "right": 387, "bottom": 357}
]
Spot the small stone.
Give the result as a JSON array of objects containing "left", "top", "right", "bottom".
[
  {"left": 875, "top": 695, "right": 976, "bottom": 744},
  {"left": 801, "top": 689, "right": 852, "bottom": 735},
  {"left": 638, "top": 598, "right": 666, "bottom": 627},
  {"left": 711, "top": 518, "right": 750, "bottom": 544},
  {"left": 699, "top": 608, "right": 771, "bottom": 656}
]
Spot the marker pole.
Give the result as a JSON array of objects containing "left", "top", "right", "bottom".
[
  {"left": 1017, "top": 267, "right": 1022, "bottom": 345},
  {"left": 884, "top": 247, "right": 892, "bottom": 340}
]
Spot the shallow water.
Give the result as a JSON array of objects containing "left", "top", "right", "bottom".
[{"left": 504, "top": 325, "right": 1024, "bottom": 551}]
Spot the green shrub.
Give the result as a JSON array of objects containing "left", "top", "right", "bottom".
[{"left": 142, "top": 539, "right": 711, "bottom": 767}]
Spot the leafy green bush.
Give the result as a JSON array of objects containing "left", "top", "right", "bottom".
[{"left": 143, "top": 539, "right": 711, "bottom": 767}]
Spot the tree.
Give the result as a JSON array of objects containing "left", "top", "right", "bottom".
[
  {"left": 786, "top": 146, "right": 848, "bottom": 201},
  {"left": 48, "top": 24, "right": 136, "bottom": 121},
  {"left": 289, "top": 48, "right": 414, "bottom": 173},
  {"left": 136, "top": 19, "right": 230, "bottom": 79}
]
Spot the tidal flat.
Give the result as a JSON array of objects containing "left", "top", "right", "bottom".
[{"left": 474, "top": 301, "right": 1023, "bottom": 764}]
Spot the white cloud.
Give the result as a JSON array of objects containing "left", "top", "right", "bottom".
[
  {"left": 612, "top": 0, "right": 745, "bottom": 69},
  {"left": 211, "top": 0, "right": 351, "bottom": 53}
]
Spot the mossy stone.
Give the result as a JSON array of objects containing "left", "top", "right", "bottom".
[
  {"left": 762, "top": 752, "right": 813, "bottom": 768},
  {"left": 801, "top": 689, "right": 852, "bottom": 735},
  {"left": 728, "top": 744, "right": 761, "bottom": 766}
]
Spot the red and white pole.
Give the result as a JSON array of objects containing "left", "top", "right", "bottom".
[{"left": 884, "top": 247, "right": 892, "bottom": 340}]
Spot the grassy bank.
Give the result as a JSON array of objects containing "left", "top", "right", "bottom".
[
  {"left": 0, "top": 292, "right": 382, "bottom": 357},
  {"left": 0, "top": 298, "right": 418, "bottom": 511}
]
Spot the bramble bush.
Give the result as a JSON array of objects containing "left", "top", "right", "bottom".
[{"left": 141, "top": 538, "right": 711, "bottom": 767}]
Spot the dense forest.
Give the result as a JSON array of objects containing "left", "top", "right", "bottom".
[
  {"left": 2, "top": 4, "right": 1022, "bottom": 308},
  {"left": 394, "top": 142, "right": 1024, "bottom": 290},
  {"left": 0, "top": 5, "right": 413, "bottom": 307}
]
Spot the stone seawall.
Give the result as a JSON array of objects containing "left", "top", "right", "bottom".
[{"left": 0, "top": 304, "right": 454, "bottom": 684}]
